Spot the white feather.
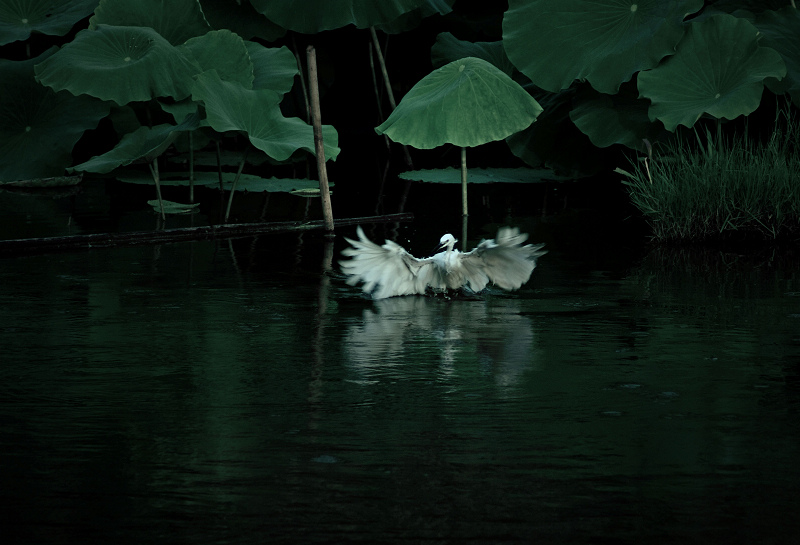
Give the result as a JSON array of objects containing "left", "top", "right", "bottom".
[{"left": 340, "top": 226, "right": 546, "bottom": 299}]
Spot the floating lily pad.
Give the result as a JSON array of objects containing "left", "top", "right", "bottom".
[
  {"left": 0, "top": 0, "right": 97, "bottom": 45},
  {"left": 0, "top": 174, "right": 82, "bottom": 188},
  {"left": 398, "top": 167, "right": 572, "bottom": 184},
  {"left": 249, "top": 0, "right": 433, "bottom": 33},
  {"left": 376, "top": 57, "right": 542, "bottom": 149},
  {"left": 71, "top": 113, "right": 201, "bottom": 174},
  {"left": 0, "top": 49, "right": 110, "bottom": 182},
  {"left": 503, "top": 0, "right": 703, "bottom": 93},
  {"left": 192, "top": 70, "right": 340, "bottom": 162},
  {"left": 147, "top": 199, "right": 200, "bottom": 215},
  {"left": 35, "top": 25, "right": 200, "bottom": 105},
  {"left": 637, "top": 14, "right": 787, "bottom": 130},
  {"left": 89, "top": 0, "right": 211, "bottom": 45},
  {"left": 118, "top": 171, "right": 331, "bottom": 193}
]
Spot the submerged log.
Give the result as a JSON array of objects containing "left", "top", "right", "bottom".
[{"left": 0, "top": 213, "right": 414, "bottom": 256}]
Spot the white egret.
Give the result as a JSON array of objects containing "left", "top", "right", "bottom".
[{"left": 340, "top": 226, "right": 546, "bottom": 299}]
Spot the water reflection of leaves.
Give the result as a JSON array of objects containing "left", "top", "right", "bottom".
[{"left": 345, "top": 296, "right": 539, "bottom": 387}]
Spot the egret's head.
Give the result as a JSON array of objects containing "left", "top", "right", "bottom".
[{"left": 438, "top": 233, "right": 457, "bottom": 251}]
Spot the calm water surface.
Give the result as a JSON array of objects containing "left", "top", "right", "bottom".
[{"left": 1, "top": 230, "right": 799, "bottom": 544}]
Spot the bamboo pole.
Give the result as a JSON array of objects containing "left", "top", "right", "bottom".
[
  {"left": 306, "top": 45, "right": 335, "bottom": 235},
  {"left": 369, "top": 27, "right": 414, "bottom": 169}
]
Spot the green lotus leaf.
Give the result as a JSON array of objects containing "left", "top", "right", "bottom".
[
  {"left": 375, "top": 0, "right": 454, "bottom": 34},
  {"left": 754, "top": 7, "right": 800, "bottom": 103},
  {"left": 117, "top": 171, "right": 331, "bottom": 193},
  {"left": 376, "top": 57, "right": 542, "bottom": 149},
  {"left": 431, "top": 32, "right": 514, "bottom": 76},
  {"left": 89, "top": 0, "right": 211, "bottom": 45},
  {"left": 0, "top": 49, "right": 110, "bottom": 182},
  {"left": 71, "top": 113, "right": 200, "bottom": 174},
  {"left": 398, "top": 167, "right": 572, "bottom": 184},
  {"left": 180, "top": 29, "right": 254, "bottom": 87},
  {"left": 503, "top": 0, "right": 703, "bottom": 93},
  {"left": 249, "top": 0, "right": 433, "bottom": 33},
  {"left": 147, "top": 199, "right": 200, "bottom": 214},
  {"left": 199, "top": 0, "right": 285, "bottom": 41},
  {"left": 191, "top": 70, "right": 340, "bottom": 162},
  {"left": 569, "top": 87, "right": 662, "bottom": 149},
  {"left": 0, "top": 0, "right": 97, "bottom": 45},
  {"left": 35, "top": 25, "right": 200, "bottom": 105},
  {"left": 506, "top": 88, "right": 607, "bottom": 177},
  {"left": 246, "top": 42, "right": 297, "bottom": 93},
  {"left": 638, "top": 14, "right": 787, "bottom": 131}
]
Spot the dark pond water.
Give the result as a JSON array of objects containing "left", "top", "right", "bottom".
[{"left": 1, "top": 189, "right": 800, "bottom": 544}]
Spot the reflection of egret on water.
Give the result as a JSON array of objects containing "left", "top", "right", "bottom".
[
  {"left": 340, "top": 226, "right": 547, "bottom": 299},
  {"left": 344, "top": 296, "right": 538, "bottom": 387}
]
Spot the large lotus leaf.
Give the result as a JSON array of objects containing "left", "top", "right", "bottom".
[
  {"left": 70, "top": 113, "right": 200, "bottom": 174},
  {"left": 249, "top": 0, "right": 433, "bottom": 33},
  {"left": 638, "top": 14, "right": 787, "bottom": 131},
  {"left": 89, "top": 0, "right": 210, "bottom": 45},
  {"left": 707, "top": 0, "right": 788, "bottom": 15},
  {"left": 180, "top": 30, "right": 253, "bottom": 87},
  {"left": 375, "top": 0, "right": 454, "bottom": 34},
  {"left": 191, "top": 71, "right": 340, "bottom": 162},
  {"left": 0, "top": 49, "right": 110, "bottom": 181},
  {"left": 503, "top": 0, "right": 704, "bottom": 94},
  {"left": 199, "top": 0, "right": 285, "bottom": 41},
  {"left": 569, "top": 85, "right": 663, "bottom": 149},
  {"left": 398, "top": 167, "right": 572, "bottom": 184},
  {"left": 505, "top": 88, "right": 607, "bottom": 177},
  {"left": 0, "top": 0, "right": 97, "bottom": 45},
  {"left": 375, "top": 57, "right": 542, "bottom": 149},
  {"left": 754, "top": 7, "right": 800, "bottom": 103},
  {"left": 246, "top": 42, "right": 297, "bottom": 93},
  {"left": 35, "top": 25, "right": 200, "bottom": 105},
  {"left": 431, "top": 32, "right": 514, "bottom": 76}
]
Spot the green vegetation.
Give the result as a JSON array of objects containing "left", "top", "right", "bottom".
[
  {"left": 0, "top": 1, "right": 799, "bottom": 240},
  {"left": 620, "top": 109, "right": 800, "bottom": 242}
]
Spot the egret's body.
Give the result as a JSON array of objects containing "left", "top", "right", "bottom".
[{"left": 340, "top": 226, "right": 546, "bottom": 299}]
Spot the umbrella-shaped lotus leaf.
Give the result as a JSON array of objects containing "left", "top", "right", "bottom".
[
  {"left": 71, "top": 113, "right": 201, "bottom": 174},
  {"left": 754, "top": 7, "right": 800, "bottom": 104},
  {"left": 35, "top": 25, "right": 200, "bottom": 105},
  {"left": 638, "top": 14, "right": 786, "bottom": 131},
  {"left": 503, "top": 0, "right": 703, "bottom": 93},
  {"left": 192, "top": 71, "right": 340, "bottom": 162},
  {"left": 249, "top": 0, "right": 433, "bottom": 33},
  {"left": 0, "top": 0, "right": 97, "bottom": 45},
  {"left": 89, "top": 0, "right": 211, "bottom": 45},
  {"left": 246, "top": 42, "right": 297, "bottom": 94},
  {"left": 376, "top": 57, "right": 542, "bottom": 149},
  {"left": 0, "top": 49, "right": 110, "bottom": 181},
  {"left": 180, "top": 30, "right": 254, "bottom": 88}
]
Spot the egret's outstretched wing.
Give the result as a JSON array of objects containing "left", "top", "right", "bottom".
[
  {"left": 341, "top": 226, "right": 445, "bottom": 299},
  {"left": 459, "top": 227, "right": 547, "bottom": 291}
]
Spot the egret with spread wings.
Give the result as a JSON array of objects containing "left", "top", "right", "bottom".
[{"left": 340, "top": 226, "right": 546, "bottom": 299}]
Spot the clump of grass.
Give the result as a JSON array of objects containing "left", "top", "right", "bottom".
[{"left": 618, "top": 107, "right": 800, "bottom": 242}]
